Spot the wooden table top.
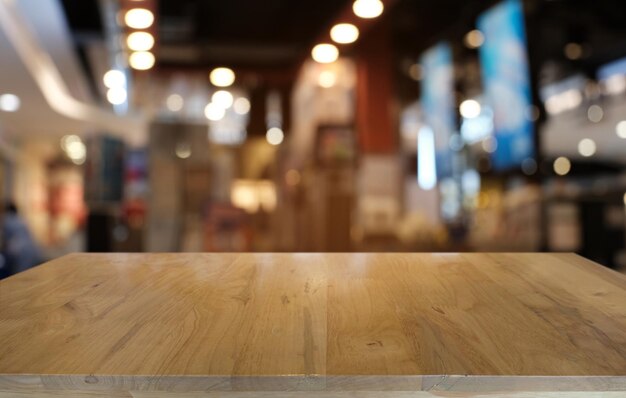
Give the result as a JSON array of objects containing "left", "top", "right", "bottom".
[{"left": 0, "top": 253, "right": 625, "bottom": 395}]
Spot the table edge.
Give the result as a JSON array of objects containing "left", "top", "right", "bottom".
[{"left": 1, "top": 374, "right": 625, "bottom": 393}]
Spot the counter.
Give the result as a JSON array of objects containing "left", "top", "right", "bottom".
[{"left": 0, "top": 253, "right": 625, "bottom": 397}]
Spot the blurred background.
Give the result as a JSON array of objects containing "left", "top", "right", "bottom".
[{"left": 0, "top": 0, "right": 625, "bottom": 275}]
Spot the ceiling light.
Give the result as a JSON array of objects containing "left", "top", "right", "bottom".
[
  {"left": 330, "top": 23, "right": 359, "bottom": 44},
  {"left": 460, "top": 99, "right": 481, "bottom": 119},
  {"left": 408, "top": 63, "right": 422, "bottom": 81},
  {"left": 311, "top": 44, "right": 339, "bottom": 64},
  {"left": 103, "top": 70, "right": 125, "bottom": 89},
  {"left": 481, "top": 137, "right": 497, "bottom": 153},
  {"left": 204, "top": 103, "right": 225, "bottom": 121},
  {"left": 129, "top": 51, "right": 155, "bottom": 70},
  {"left": 0, "top": 93, "right": 20, "bottom": 112},
  {"left": 61, "top": 135, "right": 81, "bottom": 151},
  {"left": 353, "top": 0, "right": 384, "bottom": 19},
  {"left": 166, "top": 94, "right": 183, "bottom": 112},
  {"left": 564, "top": 42, "right": 583, "bottom": 60},
  {"left": 318, "top": 71, "right": 336, "bottom": 88},
  {"left": 266, "top": 127, "right": 284, "bottom": 145},
  {"left": 233, "top": 97, "right": 251, "bottom": 115},
  {"left": 587, "top": 105, "right": 603, "bottom": 123},
  {"left": 65, "top": 140, "right": 86, "bottom": 161},
  {"left": 578, "top": 138, "right": 596, "bottom": 157},
  {"left": 175, "top": 142, "right": 191, "bottom": 159},
  {"left": 124, "top": 8, "right": 154, "bottom": 29},
  {"left": 210, "top": 67, "right": 235, "bottom": 87},
  {"left": 212, "top": 90, "right": 234, "bottom": 109},
  {"left": 464, "top": 30, "right": 484, "bottom": 49},
  {"left": 553, "top": 157, "right": 571, "bottom": 176},
  {"left": 106, "top": 87, "right": 127, "bottom": 105},
  {"left": 616, "top": 121, "right": 626, "bottom": 139},
  {"left": 127, "top": 31, "right": 154, "bottom": 51}
]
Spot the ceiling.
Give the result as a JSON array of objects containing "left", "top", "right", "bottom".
[
  {"left": 2, "top": 0, "right": 626, "bottom": 161},
  {"left": 61, "top": 0, "right": 353, "bottom": 70},
  {"left": 0, "top": 0, "right": 91, "bottom": 138},
  {"left": 58, "top": 0, "right": 626, "bottom": 86},
  {"left": 157, "top": 0, "right": 351, "bottom": 68}
]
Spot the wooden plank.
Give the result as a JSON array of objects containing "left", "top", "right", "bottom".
[{"left": 0, "top": 253, "right": 624, "bottom": 395}]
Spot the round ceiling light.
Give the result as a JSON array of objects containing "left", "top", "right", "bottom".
[
  {"left": 204, "top": 103, "right": 225, "bottom": 121},
  {"left": 460, "top": 99, "right": 481, "bottom": 119},
  {"left": 166, "top": 94, "right": 184, "bottom": 112},
  {"left": 577, "top": 138, "right": 596, "bottom": 157},
  {"left": 209, "top": 67, "right": 235, "bottom": 87},
  {"left": 129, "top": 51, "right": 155, "bottom": 70},
  {"left": 127, "top": 31, "right": 154, "bottom": 52},
  {"left": 266, "top": 127, "right": 284, "bottom": 145},
  {"left": 233, "top": 97, "right": 251, "bottom": 115},
  {"left": 464, "top": 30, "right": 484, "bottom": 49},
  {"left": 330, "top": 23, "right": 359, "bottom": 44},
  {"left": 103, "top": 70, "right": 126, "bottom": 89},
  {"left": 124, "top": 8, "right": 154, "bottom": 29},
  {"left": 553, "top": 157, "right": 571, "bottom": 176},
  {"left": 352, "top": 0, "right": 384, "bottom": 19},
  {"left": 0, "top": 93, "right": 21, "bottom": 112},
  {"left": 311, "top": 44, "right": 339, "bottom": 64},
  {"left": 106, "top": 87, "right": 127, "bottom": 105},
  {"left": 212, "top": 90, "right": 234, "bottom": 109}
]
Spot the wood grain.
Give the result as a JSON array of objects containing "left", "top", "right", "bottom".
[{"left": 0, "top": 253, "right": 625, "bottom": 397}]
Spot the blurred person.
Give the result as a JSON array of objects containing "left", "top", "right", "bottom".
[{"left": 1, "top": 202, "right": 42, "bottom": 277}]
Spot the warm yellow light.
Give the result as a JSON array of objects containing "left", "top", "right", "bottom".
[
  {"left": 318, "top": 71, "right": 336, "bottom": 88},
  {"left": 464, "top": 30, "right": 484, "bottom": 49},
  {"left": 230, "top": 180, "right": 277, "bottom": 213},
  {"left": 311, "top": 44, "right": 339, "bottom": 64},
  {"left": 353, "top": 0, "right": 384, "bottom": 19},
  {"left": 61, "top": 135, "right": 81, "bottom": 151},
  {"left": 103, "top": 70, "right": 125, "bottom": 89},
  {"left": 330, "top": 23, "right": 359, "bottom": 44},
  {"left": 106, "top": 87, "right": 127, "bottom": 105},
  {"left": 212, "top": 90, "right": 234, "bottom": 109},
  {"left": 166, "top": 94, "right": 183, "bottom": 112},
  {"left": 127, "top": 31, "right": 154, "bottom": 51},
  {"left": 129, "top": 51, "right": 155, "bottom": 70},
  {"left": 554, "top": 157, "right": 571, "bottom": 176},
  {"left": 233, "top": 97, "right": 251, "bottom": 115},
  {"left": 175, "top": 142, "right": 191, "bottom": 159},
  {"left": 124, "top": 8, "right": 154, "bottom": 29},
  {"left": 210, "top": 67, "right": 235, "bottom": 87},
  {"left": 577, "top": 138, "right": 596, "bottom": 157},
  {"left": 63, "top": 136, "right": 86, "bottom": 163},
  {"left": 266, "top": 127, "right": 284, "bottom": 145},
  {"left": 204, "top": 103, "right": 225, "bottom": 121}
]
